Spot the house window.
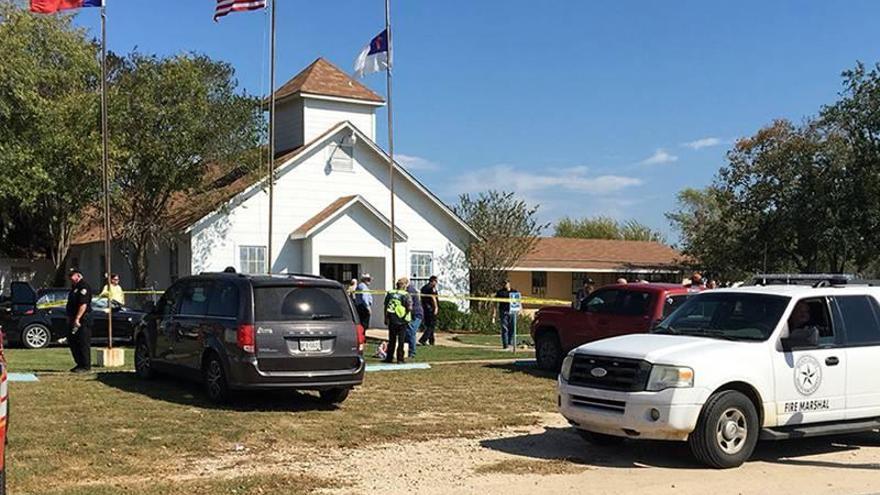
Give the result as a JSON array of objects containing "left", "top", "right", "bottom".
[
  {"left": 239, "top": 246, "right": 267, "bottom": 275},
  {"left": 329, "top": 141, "right": 354, "bottom": 172},
  {"left": 410, "top": 252, "right": 433, "bottom": 287},
  {"left": 531, "top": 271, "right": 547, "bottom": 297}
]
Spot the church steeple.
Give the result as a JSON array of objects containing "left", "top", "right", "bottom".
[{"left": 272, "top": 58, "right": 385, "bottom": 153}]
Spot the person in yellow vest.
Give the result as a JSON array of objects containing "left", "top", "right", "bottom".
[
  {"left": 99, "top": 273, "right": 125, "bottom": 305},
  {"left": 382, "top": 277, "right": 412, "bottom": 364}
]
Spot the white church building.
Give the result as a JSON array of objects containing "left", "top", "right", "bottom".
[{"left": 69, "top": 58, "right": 478, "bottom": 307}]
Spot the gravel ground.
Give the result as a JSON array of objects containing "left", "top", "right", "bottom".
[{"left": 306, "top": 413, "right": 880, "bottom": 495}]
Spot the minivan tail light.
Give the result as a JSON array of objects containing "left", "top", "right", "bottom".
[
  {"left": 356, "top": 324, "right": 365, "bottom": 353},
  {"left": 237, "top": 324, "right": 255, "bottom": 353}
]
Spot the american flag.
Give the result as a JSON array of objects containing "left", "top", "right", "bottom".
[{"left": 214, "top": 0, "right": 266, "bottom": 21}]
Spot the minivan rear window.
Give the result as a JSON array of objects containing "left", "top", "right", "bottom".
[{"left": 254, "top": 286, "right": 352, "bottom": 321}]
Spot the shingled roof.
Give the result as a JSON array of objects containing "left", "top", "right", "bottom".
[
  {"left": 274, "top": 57, "right": 384, "bottom": 103},
  {"left": 514, "top": 237, "right": 684, "bottom": 271}
]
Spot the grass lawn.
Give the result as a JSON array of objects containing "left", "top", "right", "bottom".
[
  {"left": 363, "top": 341, "right": 532, "bottom": 363},
  {"left": 5, "top": 343, "right": 529, "bottom": 374},
  {"left": 6, "top": 348, "right": 135, "bottom": 372},
  {"left": 451, "top": 334, "right": 534, "bottom": 348},
  {"left": 6, "top": 350, "right": 556, "bottom": 495}
]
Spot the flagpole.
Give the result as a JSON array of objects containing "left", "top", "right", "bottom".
[
  {"left": 385, "top": 0, "right": 396, "bottom": 281},
  {"left": 267, "top": 0, "right": 276, "bottom": 274},
  {"left": 101, "top": 4, "right": 113, "bottom": 347}
]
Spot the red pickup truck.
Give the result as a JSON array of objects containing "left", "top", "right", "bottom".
[{"left": 531, "top": 283, "right": 700, "bottom": 370}]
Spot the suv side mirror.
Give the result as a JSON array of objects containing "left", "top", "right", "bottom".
[{"left": 781, "top": 326, "right": 819, "bottom": 351}]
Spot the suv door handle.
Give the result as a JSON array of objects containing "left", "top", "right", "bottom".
[{"left": 825, "top": 356, "right": 840, "bottom": 366}]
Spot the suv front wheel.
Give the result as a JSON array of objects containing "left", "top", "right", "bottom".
[
  {"left": 134, "top": 337, "right": 154, "bottom": 379},
  {"left": 203, "top": 354, "right": 231, "bottom": 404},
  {"left": 688, "top": 390, "right": 759, "bottom": 468},
  {"left": 535, "top": 331, "right": 563, "bottom": 371}
]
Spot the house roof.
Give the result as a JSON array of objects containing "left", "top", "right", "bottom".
[
  {"left": 274, "top": 57, "right": 384, "bottom": 104},
  {"left": 72, "top": 121, "right": 479, "bottom": 245},
  {"left": 512, "top": 237, "right": 684, "bottom": 272},
  {"left": 291, "top": 195, "right": 407, "bottom": 241}
]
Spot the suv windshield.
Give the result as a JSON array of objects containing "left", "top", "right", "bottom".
[
  {"left": 653, "top": 292, "right": 790, "bottom": 341},
  {"left": 254, "top": 285, "right": 352, "bottom": 321}
]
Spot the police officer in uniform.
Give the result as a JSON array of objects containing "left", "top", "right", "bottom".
[{"left": 66, "top": 268, "right": 93, "bottom": 373}]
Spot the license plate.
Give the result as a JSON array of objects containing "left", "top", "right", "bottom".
[{"left": 299, "top": 339, "right": 322, "bottom": 352}]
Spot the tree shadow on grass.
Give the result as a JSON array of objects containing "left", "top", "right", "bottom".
[
  {"left": 480, "top": 426, "right": 880, "bottom": 470},
  {"left": 483, "top": 361, "right": 558, "bottom": 380},
  {"left": 95, "top": 371, "right": 341, "bottom": 413}
]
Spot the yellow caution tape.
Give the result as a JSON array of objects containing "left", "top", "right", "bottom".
[
  {"left": 31, "top": 290, "right": 570, "bottom": 311},
  {"left": 352, "top": 290, "right": 570, "bottom": 306}
]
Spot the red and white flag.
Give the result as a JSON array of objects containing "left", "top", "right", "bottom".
[{"left": 214, "top": 0, "right": 266, "bottom": 22}]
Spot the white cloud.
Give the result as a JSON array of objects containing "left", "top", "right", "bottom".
[
  {"left": 639, "top": 148, "right": 679, "bottom": 166},
  {"left": 682, "top": 137, "right": 722, "bottom": 150},
  {"left": 451, "top": 165, "right": 642, "bottom": 195},
  {"left": 396, "top": 154, "right": 438, "bottom": 171}
]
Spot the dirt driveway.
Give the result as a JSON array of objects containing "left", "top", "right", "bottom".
[{"left": 309, "top": 413, "right": 880, "bottom": 495}]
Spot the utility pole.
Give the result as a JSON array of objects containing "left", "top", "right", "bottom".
[{"left": 267, "top": 0, "right": 277, "bottom": 274}]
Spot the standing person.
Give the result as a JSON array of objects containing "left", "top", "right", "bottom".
[
  {"left": 419, "top": 276, "right": 439, "bottom": 346},
  {"left": 494, "top": 281, "right": 513, "bottom": 349},
  {"left": 405, "top": 280, "right": 423, "bottom": 358},
  {"left": 99, "top": 273, "right": 125, "bottom": 305},
  {"left": 382, "top": 277, "right": 412, "bottom": 364},
  {"left": 689, "top": 272, "right": 705, "bottom": 288},
  {"left": 706, "top": 279, "right": 718, "bottom": 290},
  {"left": 573, "top": 278, "right": 594, "bottom": 310},
  {"left": 66, "top": 268, "right": 93, "bottom": 373},
  {"left": 616, "top": 277, "right": 628, "bottom": 285},
  {"left": 347, "top": 278, "right": 358, "bottom": 305},
  {"left": 355, "top": 274, "right": 373, "bottom": 328}
]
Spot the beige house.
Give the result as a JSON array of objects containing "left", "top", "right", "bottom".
[{"left": 507, "top": 237, "right": 684, "bottom": 306}]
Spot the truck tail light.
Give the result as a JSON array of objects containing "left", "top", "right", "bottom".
[
  {"left": 237, "top": 324, "right": 255, "bottom": 354},
  {"left": 356, "top": 324, "right": 366, "bottom": 353}
]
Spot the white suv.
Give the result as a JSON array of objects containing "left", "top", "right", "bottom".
[{"left": 558, "top": 283, "right": 880, "bottom": 468}]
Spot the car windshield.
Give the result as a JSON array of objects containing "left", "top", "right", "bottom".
[{"left": 653, "top": 292, "right": 790, "bottom": 341}]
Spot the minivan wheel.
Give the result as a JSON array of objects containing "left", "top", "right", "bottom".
[
  {"left": 22, "top": 324, "right": 51, "bottom": 349},
  {"left": 134, "top": 337, "right": 154, "bottom": 379},
  {"left": 577, "top": 429, "right": 626, "bottom": 446},
  {"left": 319, "top": 387, "right": 350, "bottom": 405},
  {"left": 203, "top": 355, "right": 231, "bottom": 404},
  {"left": 535, "top": 332, "right": 563, "bottom": 371},
  {"left": 688, "top": 390, "right": 759, "bottom": 469}
]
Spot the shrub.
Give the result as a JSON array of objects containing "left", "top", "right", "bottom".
[{"left": 437, "top": 300, "right": 463, "bottom": 331}]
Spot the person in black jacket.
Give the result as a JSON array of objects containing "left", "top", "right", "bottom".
[
  {"left": 419, "top": 276, "right": 439, "bottom": 346},
  {"left": 65, "top": 268, "right": 93, "bottom": 373}
]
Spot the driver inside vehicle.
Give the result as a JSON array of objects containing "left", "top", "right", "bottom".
[{"left": 787, "top": 300, "right": 828, "bottom": 345}]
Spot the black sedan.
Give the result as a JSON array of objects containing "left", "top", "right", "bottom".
[{"left": 2, "top": 282, "right": 145, "bottom": 349}]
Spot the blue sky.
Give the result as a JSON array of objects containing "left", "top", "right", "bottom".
[{"left": 72, "top": 0, "right": 880, "bottom": 242}]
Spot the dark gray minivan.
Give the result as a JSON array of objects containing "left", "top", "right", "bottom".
[{"left": 133, "top": 273, "right": 366, "bottom": 404}]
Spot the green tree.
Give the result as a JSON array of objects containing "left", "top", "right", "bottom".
[
  {"left": 0, "top": 1, "right": 101, "bottom": 282},
  {"left": 668, "top": 119, "right": 861, "bottom": 280},
  {"left": 110, "top": 53, "right": 264, "bottom": 286},
  {"left": 820, "top": 62, "right": 880, "bottom": 272},
  {"left": 452, "top": 191, "right": 547, "bottom": 302},
  {"left": 554, "top": 216, "right": 665, "bottom": 242}
]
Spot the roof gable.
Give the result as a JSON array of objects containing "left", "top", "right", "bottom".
[
  {"left": 274, "top": 57, "right": 384, "bottom": 104},
  {"left": 291, "top": 195, "right": 407, "bottom": 241},
  {"left": 72, "top": 121, "right": 480, "bottom": 246}
]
